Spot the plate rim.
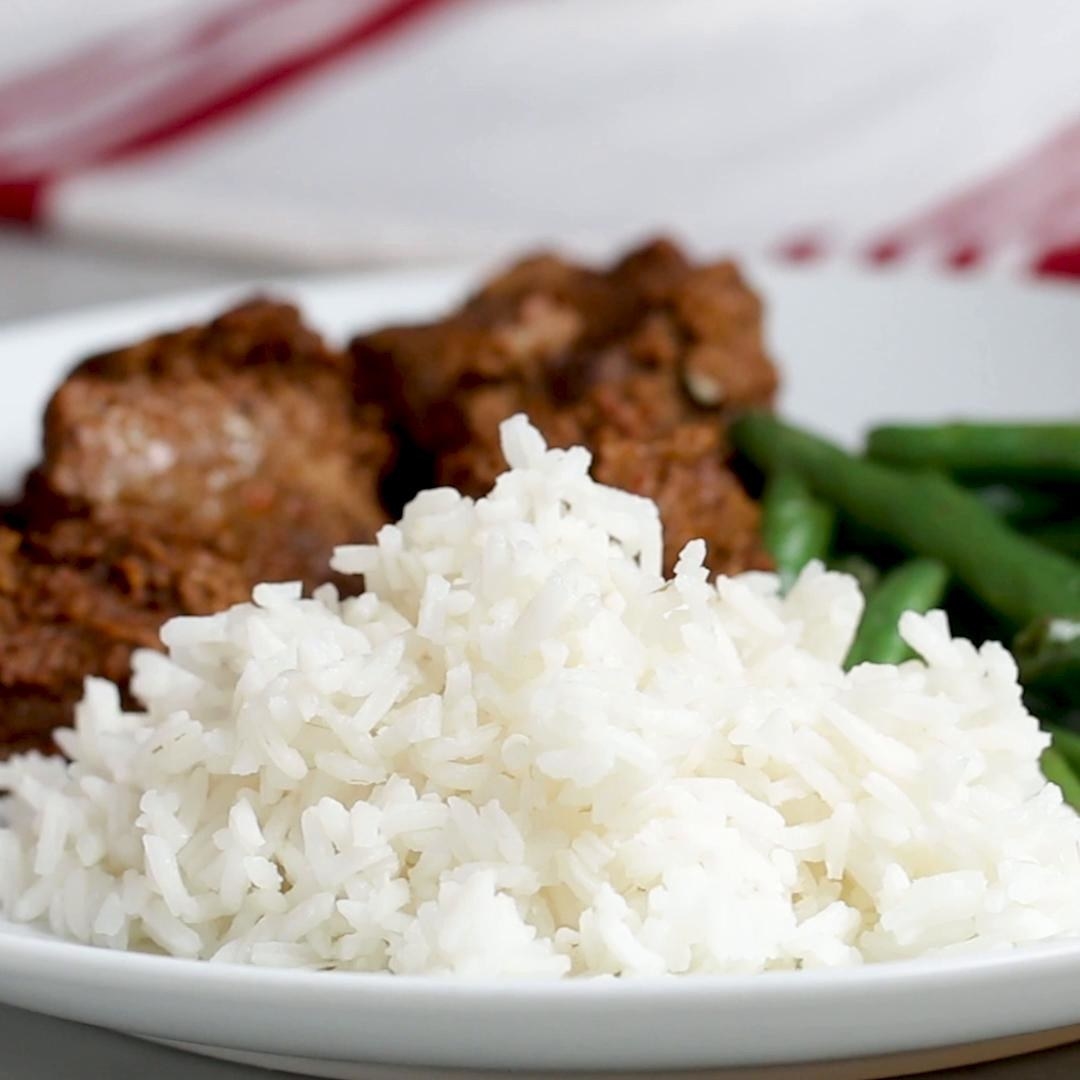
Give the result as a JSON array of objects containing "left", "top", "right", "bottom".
[{"left": 3, "top": 914, "right": 1080, "bottom": 1000}]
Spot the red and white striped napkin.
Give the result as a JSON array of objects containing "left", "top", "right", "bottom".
[{"left": 2, "top": 0, "right": 1080, "bottom": 276}]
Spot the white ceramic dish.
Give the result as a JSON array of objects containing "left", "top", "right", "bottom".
[{"left": 1, "top": 264, "right": 1079, "bottom": 1079}]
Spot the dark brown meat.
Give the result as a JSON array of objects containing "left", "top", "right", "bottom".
[
  {"left": 36, "top": 299, "right": 392, "bottom": 589},
  {"left": 2, "top": 299, "right": 394, "bottom": 756},
  {"left": 0, "top": 523, "right": 249, "bottom": 753},
  {"left": 353, "top": 238, "right": 777, "bottom": 570},
  {"left": 592, "top": 425, "right": 771, "bottom": 577},
  {"left": 1, "top": 248, "right": 778, "bottom": 759}
]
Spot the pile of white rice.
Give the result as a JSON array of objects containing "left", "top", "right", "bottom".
[{"left": 2, "top": 415, "right": 1079, "bottom": 976}]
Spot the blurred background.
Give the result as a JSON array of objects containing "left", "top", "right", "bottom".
[{"left": 1, "top": 0, "right": 1080, "bottom": 319}]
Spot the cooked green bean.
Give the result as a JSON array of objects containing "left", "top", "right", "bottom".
[
  {"left": 761, "top": 470, "right": 835, "bottom": 587},
  {"left": 973, "top": 483, "right": 1072, "bottom": 527},
  {"left": 1040, "top": 745, "right": 1080, "bottom": 810},
  {"left": 830, "top": 554, "right": 882, "bottom": 596},
  {"left": 1016, "top": 621, "right": 1080, "bottom": 706},
  {"left": 1045, "top": 723, "right": 1080, "bottom": 775},
  {"left": 731, "top": 412, "right": 1080, "bottom": 629},
  {"left": 867, "top": 422, "right": 1080, "bottom": 481},
  {"left": 1031, "top": 520, "right": 1080, "bottom": 561},
  {"left": 845, "top": 558, "right": 949, "bottom": 668}
]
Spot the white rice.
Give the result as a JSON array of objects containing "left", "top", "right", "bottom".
[{"left": 2, "top": 414, "right": 1079, "bottom": 976}]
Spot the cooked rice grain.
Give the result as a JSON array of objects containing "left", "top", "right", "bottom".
[{"left": 2, "top": 415, "right": 1079, "bottom": 975}]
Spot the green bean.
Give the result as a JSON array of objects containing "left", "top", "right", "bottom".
[
  {"left": 730, "top": 412, "right": 1080, "bottom": 629},
  {"left": 829, "top": 554, "right": 882, "bottom": 596},
  {"left": 973, "top": 483, "right": 1072, "bottom": 528},
  {"left": 1045, "top": 723, "right": 1080, "bottom": 775},
  {"left": 1030, "top": 520, "right": 1080, "bottom": 561},
  {"left": 831, "top": 517, "right": 907, "bottom": 573},
  {"left": 845, "top": 558, "right": 949, "bottom": 668},
  {"left": 867, "top": 422, "right": 1080, "bottom": 481},
  {"left": 1040, "top": 745, "right": 1080, "bottom": 810},
  {"left": 1026, "top": 693, "right": 1079, "bottom": 728},
  {"left": 761, "top": 470, "right": 835, "bottom": 587},
  {"left": 1016, "top": 621, "right": 1080, "bottom": 706}
]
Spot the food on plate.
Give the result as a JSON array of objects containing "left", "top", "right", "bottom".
[
  {"left": 0, "top": 246, "right": 1078, "bottom": 980},
  {"left": 33, "top": 298, "right": 392, "bottom": 585},
  {"left": 972, "top": 483, "right": 1071, "bottom": 527},
  {"left": 352, "top": 238, "right": 777, "bottom": 574},
  {"left": 1031, "top": 519, "right": 1080, "bottom": 560},
  {"left": 0, "top": 244, "right": 785, "bottom": 756},
  {"left": 732, "top": 413, "right": 1080, "bottom": 631},
  {"left": 2, "top": 417, "right": 1079, "bottom": 975},
  {"left": 0, "top": 521, "right": 248, "bottom": 756},
  {"left": 1048, "top": 724, "right": 1080, "bottom": 779},
  {"left": 760, "top": 471, "right": 835, "bottom": 588},
  {"left": 843, "top": 559, "right": 949, "bottom": 669},
  {"left": 0, "top": 300, "right": 395, "bottom": 755},
  {"left": 1016, "top": 620, "right": 1080, "bottom": 711},
  {"left": 732, "top": 412, "right": 1080, "bottom": 718},
  {"left": 1042, "top": 742, "right": 1080, "bottom": 808},
  {"left": 867, "top": 422, "right": 1080, "bottom": 481}
]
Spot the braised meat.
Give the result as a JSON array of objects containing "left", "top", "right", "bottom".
[
  {"left": 36, "top": 299, "right": 392, "bottom": 589},
  {"left": 1, "top": 243, "right": 779, "bottom": 757},
  {"left": 590, "top": 424, "right": 767, "bottom": 577},
  {"left": 352, "top": 238, "right": 777, "bottom": 571},
  {"left": 0, "top": 522, "right": 249, "bottom": 754},
  {"left": 2, "top": 300, "right": 393, "bottom": 755}
]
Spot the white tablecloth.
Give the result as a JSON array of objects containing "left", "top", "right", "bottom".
[{"left": 1, "top": 0, "right": 1079, "bottom": 272}]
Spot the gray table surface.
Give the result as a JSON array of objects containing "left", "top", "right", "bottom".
[{"left": 0, "top": 225, "right": 1078, "bottom": 1080}]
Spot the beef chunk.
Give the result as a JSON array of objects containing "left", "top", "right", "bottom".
[
  {"left": 37, "top": 299, "right": 392, "bottom": 589},
  {"left": 0, "top": 523, "right": 249, "bottom": 754},
  {"left": 2, "top": 299, "right": 394, "bottom": 756},
  {"left": 0, "top": 248, "right": 778, "bottom": 759},
  {"left": 353, "top": 238, "right": 777, "bottom": 570},
  {"left": 591, "top": 424, "right": 771, "bottom": 577}
]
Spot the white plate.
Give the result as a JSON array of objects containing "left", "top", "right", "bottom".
[{"left": 1, "top": 264, "right": 1080, "bottom": 1078}]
